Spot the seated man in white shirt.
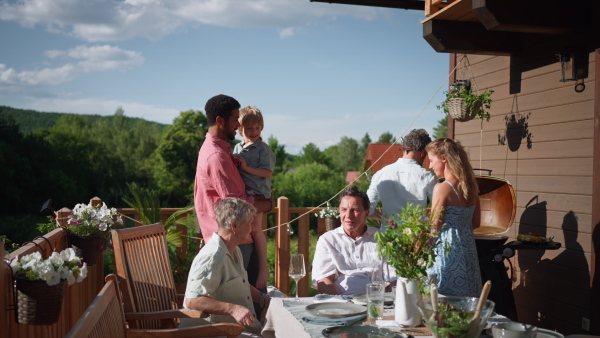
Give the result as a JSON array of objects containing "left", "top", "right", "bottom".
[{"left": 311, "top": 185, "right": 395, "bottom": 295}]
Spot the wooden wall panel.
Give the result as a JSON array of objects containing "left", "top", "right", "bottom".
[{"left": 453, "top": 50, "right": 595, "bottom": 334}]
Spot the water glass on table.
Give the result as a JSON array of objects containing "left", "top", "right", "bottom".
[{"left": 366, "top": 283, "right": 385, "bottom": 324}]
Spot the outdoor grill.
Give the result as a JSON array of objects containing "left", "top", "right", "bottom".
[{"left": 473, "top": 173, "right": 561, "bottom": 321}]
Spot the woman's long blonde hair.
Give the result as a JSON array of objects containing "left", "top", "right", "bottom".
[{"left": 426, "top": 138, "right": 478, "bottom": 204}]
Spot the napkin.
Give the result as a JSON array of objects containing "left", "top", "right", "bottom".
[{"left": 301, "top": 313, "right": 367, "bottom": 326}]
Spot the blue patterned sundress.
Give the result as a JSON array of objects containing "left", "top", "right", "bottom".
[{"left": 427, "top": 181, "right": 482, "bottom": 297}]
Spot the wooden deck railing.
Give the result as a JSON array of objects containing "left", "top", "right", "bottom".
[
  {"left": 1, "top": 196, "right": 330, "bottom": 336},
  {"left": 1, "top": 220, "right": 105, "bottom": 337}
]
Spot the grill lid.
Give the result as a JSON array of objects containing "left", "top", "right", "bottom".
[{"left": 474, "top": 175, "right": 516, "bottom": 235}]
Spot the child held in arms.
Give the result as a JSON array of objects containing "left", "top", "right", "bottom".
[{"left": 233, "top": 106, "right": 276, "bottom": 301}]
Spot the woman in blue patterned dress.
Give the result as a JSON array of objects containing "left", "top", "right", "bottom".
[{"left": 425, "top": 138, "right": 482, "bottom": 297}]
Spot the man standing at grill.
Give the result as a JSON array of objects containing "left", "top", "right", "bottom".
[
  {"left": 367, "top": 129, "right": 437, "bottom": 229},
  {"left": 194, "top": 94, "right": 273, "bottom": 318}
]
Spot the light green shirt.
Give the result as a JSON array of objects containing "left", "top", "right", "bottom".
[
  {"left": 181, "top": 233, "right": 261, "bottom": 333},
  {"left": 233, "top": 138, "right": 275, "bottom": 198}
]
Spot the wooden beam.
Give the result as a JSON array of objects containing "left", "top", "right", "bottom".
[
  {"left": 472, "top": 0, "right": 589, "bottom": 35},
  {"left": 590, "top": 48, "right": 600, "bottom": 335},
  {"left": 423, "top": 20, "right": 521, "bottom": 55},
  {"left": 310, "top": 0, "right": 424, "bottom": 10}
]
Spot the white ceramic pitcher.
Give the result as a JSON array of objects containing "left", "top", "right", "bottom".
[{"left": 394, "top": 277, "right": 423, "bottom": 327}]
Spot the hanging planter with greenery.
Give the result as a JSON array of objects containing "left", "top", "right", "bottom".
[{"left": 438, "top": 80, "right": 494, "bottom": 122}]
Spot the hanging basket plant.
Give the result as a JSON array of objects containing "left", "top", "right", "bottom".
[
  {"left": 9, "top": 248, "right": 88, "bottom": 325},
  {"left": 438, "top": 80, "right": 494, "bottom": 122}
]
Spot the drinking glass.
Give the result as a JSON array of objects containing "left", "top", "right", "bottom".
[
  {"left": 289, "top": 254, "right": 306, "bottom": 301},
  {"left": 372, "top": 256, "right": 390, "bottom": 289},
  {"left": 366, "top": 283, "right": 385, "bottom": 324}
]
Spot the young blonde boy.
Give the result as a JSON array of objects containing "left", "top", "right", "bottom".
[{"left": 233, "top": 106, "right": 276, "bottom": 315}]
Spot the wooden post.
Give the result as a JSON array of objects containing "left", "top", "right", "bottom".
[
  {"left": 56, "top": 207, "right": 72, "bottom": 227},
  {"left": 590, "top": 48, "right": 600, "bottom": 335},
  {"left": 298, "top": 213, "right": 310, "bottom": 297},
  {"left": 275, "top": 197, "right": 290, "bottom": 295},
  {"left": 89, "top": 196, "right": 102, "bottom": 207}
]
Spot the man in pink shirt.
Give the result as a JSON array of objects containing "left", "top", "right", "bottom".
[{"left": 194, "top": 94, "right": 272, "bottom": 316}]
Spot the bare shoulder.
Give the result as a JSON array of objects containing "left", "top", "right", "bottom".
[{"left": 432, "top": 182, "right": 452, "bottom": 196}]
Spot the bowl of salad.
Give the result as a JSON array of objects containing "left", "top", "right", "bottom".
[{"left": 417, "top": 296, "right": 495, "bottom": 338}]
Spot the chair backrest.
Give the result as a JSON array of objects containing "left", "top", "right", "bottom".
[
  {"left": 112, "top": 223, "right": 179, "bottom": 329},
  {"left": 65, "top": 276, "right": 127, "bottom": 338}
]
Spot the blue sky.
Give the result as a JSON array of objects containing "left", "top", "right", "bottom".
[{"left": 0, "top": 0, "right": 449, "bottom": 154}]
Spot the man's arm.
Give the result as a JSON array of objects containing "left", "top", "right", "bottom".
[
  {"left": 316, "top": 275, "right": 341, "bottom": 295},
  {"left": 185, "top": 296, "right": 255, "bottom": 327}
]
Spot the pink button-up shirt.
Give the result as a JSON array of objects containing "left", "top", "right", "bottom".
[{"left": 194, "top": 133, "right": 254, "bottom": 243}]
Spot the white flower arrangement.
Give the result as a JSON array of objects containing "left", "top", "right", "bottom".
[
  {"left": 10, "top": 248, "right": 87, "bottom": 286},
  {"left": 317, "top": 205, "right": 340, "bottom": 219},
  {"left": 68, "top": 202, "right": 123, "bottom": 238}
]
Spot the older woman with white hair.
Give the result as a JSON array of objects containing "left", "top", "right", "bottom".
[{"left": 181, "top": 197, "right": 270, "bottom": 335}]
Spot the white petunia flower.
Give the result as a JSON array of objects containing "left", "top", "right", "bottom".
[
  {"left": 57, "top": 266, "right": 69, "bottom": 279},
  {"left": 67, "top": 272, "right": 76, "bottom": 285},
  {"left": 403, "top": 228, "right": 412, "bottom": 235},
  {"left": 44, "top": 269, "right": 61, "bottom": 286}
]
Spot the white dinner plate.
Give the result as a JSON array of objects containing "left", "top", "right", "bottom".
[
  {"left": 485, "top": 326, "right": 563, "bottom": 338},
  {"left": 322, "top": 325, "right": 397, "bottom": 337},
  {"left": 305, "top": 303, "right": 367, "bottom": 318},
  {"left": 537, "top": 328, "right": 564, "bottom": 338},
  {"left": 352, "top": 292, "right": 395, "bottom": 305}
]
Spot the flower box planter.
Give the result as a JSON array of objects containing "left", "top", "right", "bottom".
[
  {"left": 68, "top": 235, "right": 105, "bottom": 266},
  {"left": 15, "top": 277, "right": 66, "bottom": 325}
]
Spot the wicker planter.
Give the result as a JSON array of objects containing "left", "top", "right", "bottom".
[
  {"left": 15, "top": 277, "right": 66, "bottom": 325},
  {"left": 69, "top": 235, "right": 105, "bottom": 266},
  {"left": 324, "top": 217, "right": 341, "bottom": 231},
  {"left": 446, "top": 98, "right": 482, "bottom": 122}
]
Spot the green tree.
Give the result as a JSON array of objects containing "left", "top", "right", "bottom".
[
  {"left": 294, "top": 143, "right": 330, "bottom": 167},
  {"left": 268, "top": 135, "right": 288, "bottom": 175},
  {"left": 433, "top": 116, "right": 448, "bottom": 139},
  {"left": 377, "top": 131, "right": 395, "bottom": 144},
  {"left": 153, "top": 110, "right": 207, "bottom": 206},
  {"left": 323, "top": 136, "right": 362, "bottom": 172},
  {"left": 272, "top": 163, "right": 346, "bottom": 208},
  {"left": 358, "top": 133, "right": 371, "bottom": 160}
]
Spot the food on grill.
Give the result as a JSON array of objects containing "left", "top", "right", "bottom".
[{"left": 517, "top": 233, "right": 554, "bottom": 244}]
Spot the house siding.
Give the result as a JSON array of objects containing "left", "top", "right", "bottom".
[{"left": 451, "top": 49, "right": 595, "bottom": 334}]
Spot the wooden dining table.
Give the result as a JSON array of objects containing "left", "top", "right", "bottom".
[{"left": 261, "top": 296, "right": 515, "bottom": 338}]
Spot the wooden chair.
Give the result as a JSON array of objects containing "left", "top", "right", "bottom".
[
  {"left": 111, "top": 223, "right": 244, "bottom": 335},
  {"left": 66, "top": 274, "right": 245, "bottom": 338}
]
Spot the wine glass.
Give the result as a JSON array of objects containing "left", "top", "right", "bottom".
[{"left": 289, "top": 254, "right": 306, "bottom": 301}]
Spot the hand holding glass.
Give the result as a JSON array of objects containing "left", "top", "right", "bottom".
[{"left": 289, "top": 254, "right": 306, "bottom": 301}]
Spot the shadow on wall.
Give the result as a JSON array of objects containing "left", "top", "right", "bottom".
[
  {"left": 498, "top": 112, "right": 533, "bottom": 152},
  {"left": 513, "top": 197, "right": 590, "bottom": 334}
]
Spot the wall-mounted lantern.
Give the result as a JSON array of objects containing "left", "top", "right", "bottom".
[
  {"left": 557, "top": 46, "right": 587, "bottom": 93},
  {"left": 558, "top": 50, "right": 576, "bottom": 82}
]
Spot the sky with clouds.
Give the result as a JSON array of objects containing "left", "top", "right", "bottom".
[{"left": 0, "top": 0, "right": 450, "bottom": 154}]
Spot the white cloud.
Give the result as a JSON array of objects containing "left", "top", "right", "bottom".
[
  {"left": 0, "top": 45, "right": 143, "bottom": 87},
  {"left": 0, "top": 0, "right": 387, "bottom": 42}
]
